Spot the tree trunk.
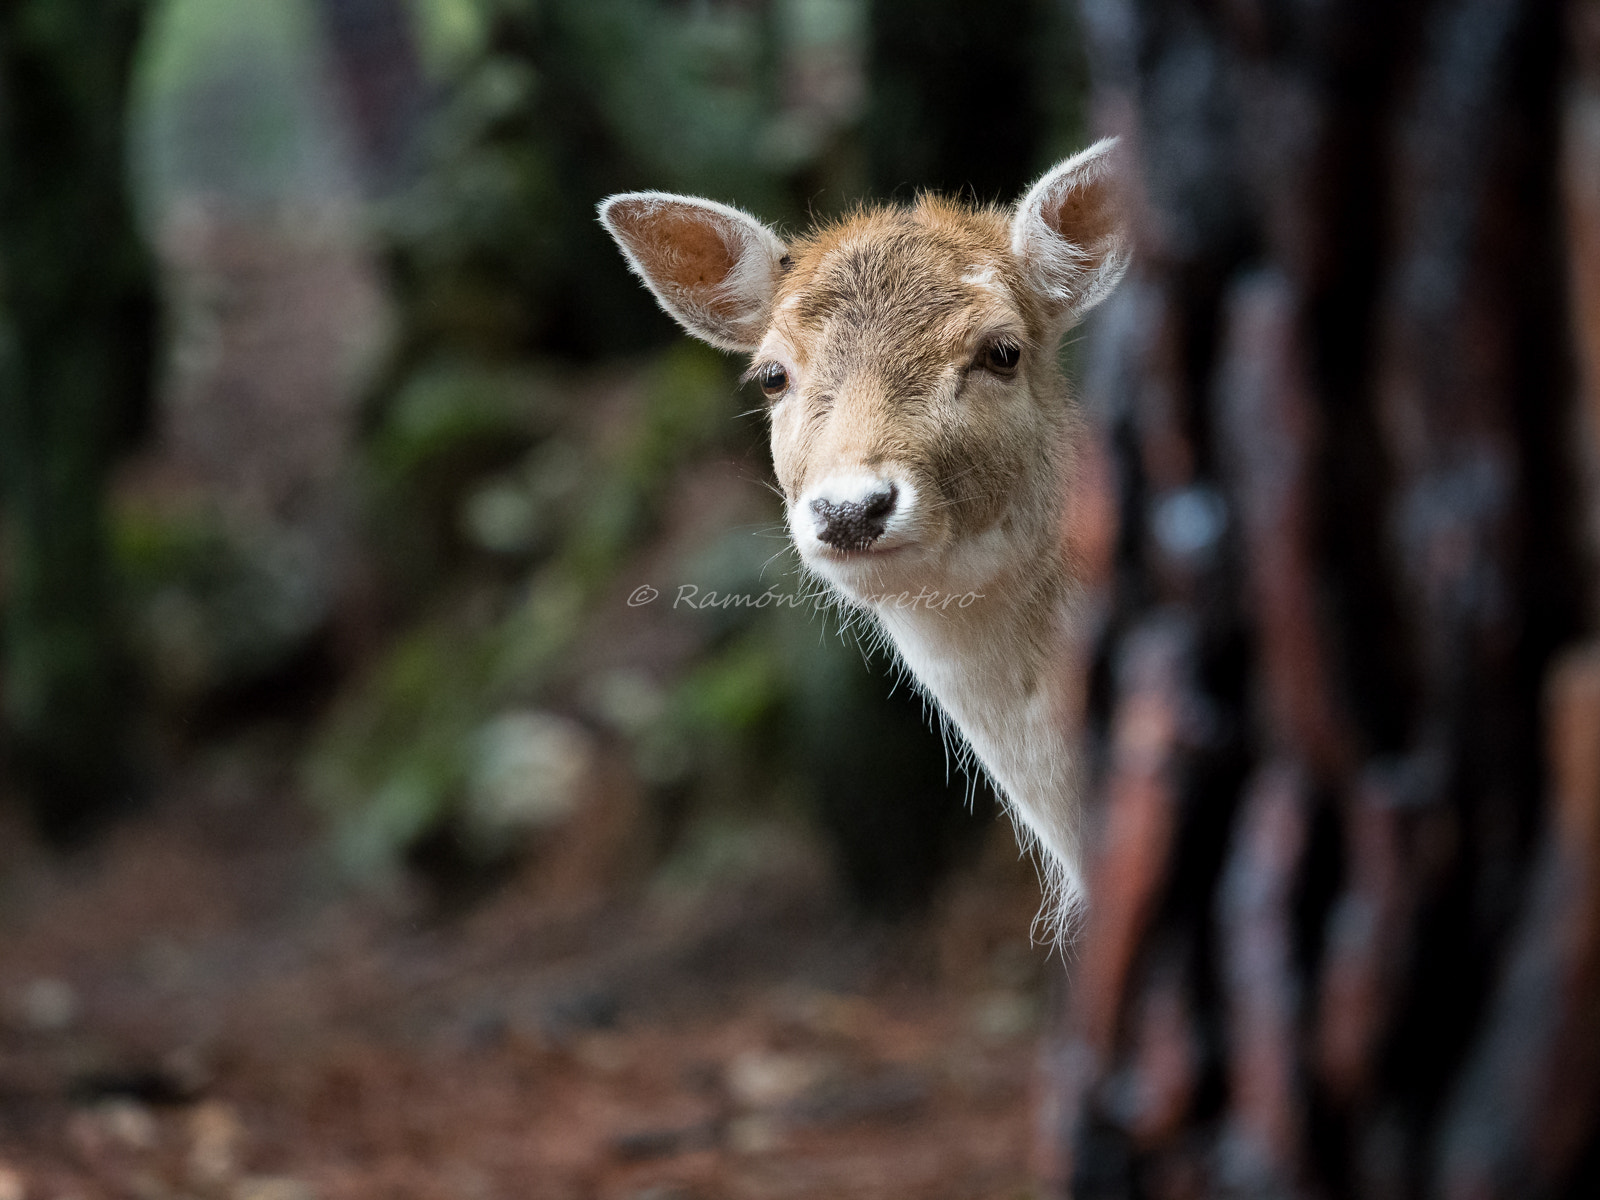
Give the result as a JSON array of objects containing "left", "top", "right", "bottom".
[
  {"left": 866, "top": 0, "right": 1080, "bottom": 201},
  {"left": 1043, "top": 0, "right": 1600, "bottom": 1195},
  {"left": 310, "top": 0, "right": 432, "bottom": 197},
  {"left": 0, "top": 0, "right": 156, "bottom": 841}
]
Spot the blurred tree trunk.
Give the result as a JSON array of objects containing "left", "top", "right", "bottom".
[
  {"left": 866, "top": 0, "right": 1081, "bottom": 201},
  {"left": 0, "top": 0, "right": 156, "bottom": 841},
  {"left": 1043, "top": 0, "right": 1600, "bottom": 1195},
  {"left": 310, "top": 0, "right": 432, "bottom": 197}
]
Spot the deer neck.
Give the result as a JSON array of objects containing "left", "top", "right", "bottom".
[{"left": 871, "top": 528, "right": 1085, "bottom": 894}]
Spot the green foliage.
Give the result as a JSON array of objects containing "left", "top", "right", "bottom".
[
  {"left": 407, "top": 0, "right": 489, "bottom": 76},
  {"left": 383, "top": 0, "right": 868, "bottom": 362},
  {"left": 364, "top": 359, "right": 559, "bottom": 588},
  {"left": 620, "top": 344, "right": 735, "bottom": 490},
  {"left": 306, "top": 615, "right": 491, "bottom": 878},
  {"left": 673, "top": 636, "right": 785, "bottom": 739},
  {"left": 554, "top": 0, "right": 781, "bottom": 203},
  {"left": 324, "top": 0, "right": 899, "bottom": 888},
  {"left": 113, "top": 501, "right": 329, "bottom": 702},
  {"left": 372, "top": 362, "right": 558, "bottom": 486},
  {"left": 309, "top": 341, "right": 748, "bottom": 878},
  {"left": 563, "top": 342, "right": 734, "bottom": 586}
]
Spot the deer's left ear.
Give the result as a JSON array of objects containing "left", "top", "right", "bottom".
[{"left": 1010, "top": 138, "right": 1132, "bottom": 330}]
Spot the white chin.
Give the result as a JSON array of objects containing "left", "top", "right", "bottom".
[{"left": 799, "top": 543, "right": 930, "bottom": 602}]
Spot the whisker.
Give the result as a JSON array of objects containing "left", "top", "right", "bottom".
[
  {"left": 741, "top": 475, "right": 789, "bottom": 504},
  {"left": 760, "top": 545, "right": 797, "bottom": 576}
]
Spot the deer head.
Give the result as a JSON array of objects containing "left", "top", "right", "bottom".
[{"left": 600, "top": 141, "right": 1130, "bottom": 924}]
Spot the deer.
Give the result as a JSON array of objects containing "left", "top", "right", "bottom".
[{"left": 599, "top": 140, "right": 1130, "bottom": 935}]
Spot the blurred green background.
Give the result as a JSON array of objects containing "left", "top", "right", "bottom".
[{"left": 1, "top": 0, "right": 1089, "bottom": 916}]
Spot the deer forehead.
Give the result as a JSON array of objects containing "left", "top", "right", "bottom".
[{"left": 766, "top": 202, "right": 1037, "bottom": 376}]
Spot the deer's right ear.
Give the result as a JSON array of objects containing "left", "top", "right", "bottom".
[{"left": 599, "top": 192, "right": 787, "bottom": 353}]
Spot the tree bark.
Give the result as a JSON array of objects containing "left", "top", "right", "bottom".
[{"left": 1045, "top": 0, "right": 1599, "bottom": 1194}]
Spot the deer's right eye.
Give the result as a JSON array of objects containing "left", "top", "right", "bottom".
[
  {"left": 980, "top": 339, "right": 1022, "bottom": 375},
  {"left": 757, "top": 363, "right": 790, "bottom": 399}
]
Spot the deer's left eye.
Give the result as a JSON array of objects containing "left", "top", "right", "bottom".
[{"left": 980, "top": 339, "right": 1021, "bottom": 375}]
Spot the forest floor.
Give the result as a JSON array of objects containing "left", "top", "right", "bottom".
[{"left": 0, "top": 738, "right": 1055, "bottom": 1200}]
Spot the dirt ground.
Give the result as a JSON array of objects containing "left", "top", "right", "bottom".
[{"left": 0, "top": 739, "right": 1057, "bottom": 1200}]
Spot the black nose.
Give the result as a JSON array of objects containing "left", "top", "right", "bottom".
[{"left": 811, "top": 484, "right": 899, "bottom": 551}]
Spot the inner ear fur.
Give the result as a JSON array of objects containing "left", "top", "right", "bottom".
[
  {"left": 1010, "top": 138, "right": 1132, "bottom": 329},
  {"left": 598, "top": 192, "right": 786, "bottom": 352}
]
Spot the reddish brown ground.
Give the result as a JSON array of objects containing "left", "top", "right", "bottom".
[{"left": 0, "top": 747, "right": 1054, "bottom": 1200}]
